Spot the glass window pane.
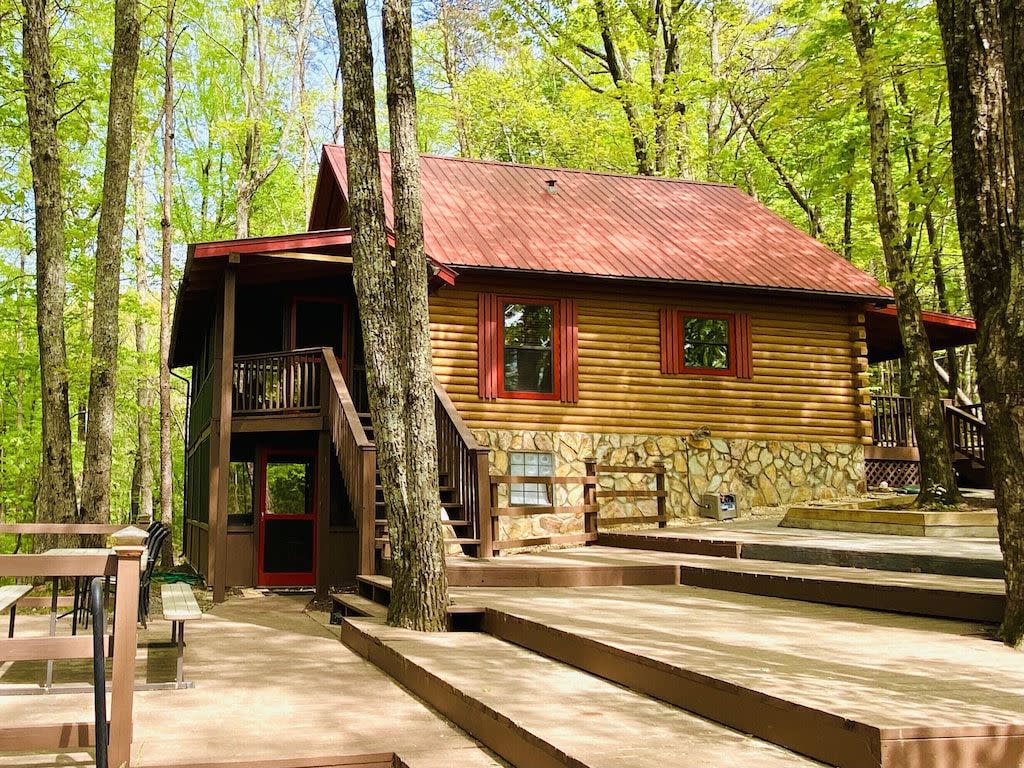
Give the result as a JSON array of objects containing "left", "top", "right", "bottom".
[
  {"left": 503, "top": 303, "right": 554, "bottom": 393},
  {"left": 509, "top": 451, "right": 553, "bottom": 506},
  {"left": 265, "top": 459, "right": 313, "bottom": 515},
  {"left": 683, "top": 317, "right": 730, "bottom": 370},
  {"left": 227, "top": 461, "right": 254, "bottom": 526}
]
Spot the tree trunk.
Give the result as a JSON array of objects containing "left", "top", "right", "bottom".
[
  {"left": 132, "top": 133, "right": 155, "bottom": 525},
  {"left": 844, "top": 0, "right": 961, "bottom": 507},
  {"left": 382, "top": 0, "right": 451, "bottom": 630},
  {"left": 80, "top": 0, "right": 142, "bottom": 525},
  {"left": 936, "top": 0, "right": 1024, "bottom": 647},
  {"left": 334, "top": 0, "right": 450, "bottom": 631},
  {"left": 594, "top": 0, "right": 652, "bottom": 175},
  {"left": 22, "top": 0, "right": 79, "bottom": 542},
  {"left": 159, "top": 0, "right": 176, "bottom": 567}
]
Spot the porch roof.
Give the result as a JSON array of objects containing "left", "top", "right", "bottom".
[
  {"left": 864, "top": 306, "right": 977, "bottom": 363},
  {"left": 169, "top": 229, "right": 456, "bottom": 368}
]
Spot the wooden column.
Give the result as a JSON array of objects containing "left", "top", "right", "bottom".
[
  {"left": 316, "top": 429, "right": 331, "bottom": 598},
  {"left": 107, "top": 526, "right": 147, "bottom": 768},
  {"left": 207, "top": 257, "right": 237, "bottom": 603}
]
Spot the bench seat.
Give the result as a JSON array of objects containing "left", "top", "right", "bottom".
[
  {"left": 0, "top": 584, "right": 32, "bottom": 638},
  {"left": 161, "top": 583, "right": 201, "bottom": 688}
]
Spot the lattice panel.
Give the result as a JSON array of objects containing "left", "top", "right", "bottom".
[{"left": 865, "top": 459, "right": 920, "bottom": 489}]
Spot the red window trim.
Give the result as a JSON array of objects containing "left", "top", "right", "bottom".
[
  {"left": 659, "top": 307, "right": 753, "bottom": 379},
  {"left": 678, "top": 310, "right": 738, "bottom": 377},
  {"left": 497, "top": 295, "right": 561, "bottom": 401}
]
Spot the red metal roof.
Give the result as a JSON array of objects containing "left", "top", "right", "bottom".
[{"left": 319, "top": 145, "right": 890, "bottom": 300}]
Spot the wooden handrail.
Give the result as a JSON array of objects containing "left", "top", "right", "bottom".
[
  {"left": 0, "top": 523, "right": 128, "bottom": 536},
  {"left": 945, "top": 405, "right": 986, "bottom": 463},
  {"left": 321, "top": 348, "right": 377, "bottom": 574},
  {"left": 432, "top": 377, "right": 491, "bottom": 558},
  {"left": 433, "top": 377, "right": 482, "bottom": 450},
  {"left": 233, "top": 346, "right": 323, "bottom": 361}
]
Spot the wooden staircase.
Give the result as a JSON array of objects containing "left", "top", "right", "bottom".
[
  {"left": 870, "top": 395, "right": 991, "bottom": 486},
  {"left": 320, "top": 349, "right": 490, "bottom": 577}
]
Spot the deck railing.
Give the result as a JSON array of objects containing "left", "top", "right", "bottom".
[
  {"left": 232, "top": 348, "right": 322, "bottom": 415},
  {"left": 946, "top": 405, "right": 986, "bottom": 463},
  {"left": 321, "top": 349, "right": 377, "bottom": 574},
  {"left": 433, "top": 378, "right": 491, "bottom": 556},
  {"left": 487, "top": 466, "right": 599, "bottom": 555},
  {"left": 0, "top": 528, "right": 145, "bottom": 767},
  {"left": 871, "top": 395, "right": 917, "bottom": 448}
]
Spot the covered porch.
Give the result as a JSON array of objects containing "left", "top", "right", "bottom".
[{"left": 862, "top": 306, "right": 984, "bottom": 487}]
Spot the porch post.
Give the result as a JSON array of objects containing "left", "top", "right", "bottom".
[
  {"left": 207, "top": 255, "right": 237, "bottom": 603},
  {"left": 316, "top": 429, "right": 331, "bottom": 598}
]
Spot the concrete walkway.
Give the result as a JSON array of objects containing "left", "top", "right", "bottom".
[{"left": 0, "top": 593, "right": 504, "bottom": 767}]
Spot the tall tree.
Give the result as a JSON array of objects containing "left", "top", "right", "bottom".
[
  {"left": 132, "top": 131, "right": 154, "bottom": 524},
  {"left": 159, "top": 0, "right": 177, "bottom": 566},
  {"left": 79, "top": 0, "right": 142, "bottom": 525},
  {"left": 21, "top": 0, "right": 78, "bottom": 535},
  {"left": 334, "top": 0, "right": 450, "bottom": 631},
  {"left": 843, "top": 0, "right": 961, "bottom": 506},
  {"left": 935, "top": 0, "right": 1024, "bottom": 646}
]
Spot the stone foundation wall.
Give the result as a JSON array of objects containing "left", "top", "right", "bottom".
[{"left": 476, "top": 429, "right": 866, "bottom": 543}]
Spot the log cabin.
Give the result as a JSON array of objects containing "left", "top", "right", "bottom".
[{"left": 169, "top": 146, "right": 977, "bottom": 600}]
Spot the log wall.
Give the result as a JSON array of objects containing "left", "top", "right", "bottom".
[{"left": 429, "top": 276, "right": 872, "bottom": 444}]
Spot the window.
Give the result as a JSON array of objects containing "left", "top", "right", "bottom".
[
  {"left": 660, "top": 309, "right": 752, "bottom": 378},
  {"left": 510, "top": 451, "right": 553, "bottom": 506},
  {"left": 479, "top": 293, "right": 578, "bottom": 402},
  {"left": 502, "top": 301, "right": 557, "bottom": 396},
  {"left": 227, "top": 461, "right": 255, "bottom": 527},
  {"left": 683, "top": 315, "right": 732, "bottom": 372}
]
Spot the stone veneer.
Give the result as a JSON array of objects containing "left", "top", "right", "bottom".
[{"left": 475, "top": 429, "right": 866, "bottom": 543}]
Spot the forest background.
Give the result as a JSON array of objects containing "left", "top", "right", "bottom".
[{"left": 0, "top": 0, "right": 970, "bottom": 537}]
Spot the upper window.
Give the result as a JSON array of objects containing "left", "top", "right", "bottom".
[
  {"left": 681, "top": 313, "right": 735, "bottom": 375},
  {"left": 501, "top": 300, "right": 558, "bottom": 398}
]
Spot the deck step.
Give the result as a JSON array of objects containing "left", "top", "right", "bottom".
[
  {"left": 673, "top": 553, "right": 1005, "bottom": 623},
  {"left": 470, "top": 586, "right": 1024, "bottom": 768},
  {"left": 375, "top": 519, "right": 470, "bottom": 527},
  {"left": 340, "top": 617, "right": 820, "bottom": 768},
  {"left": 330, "top": 592, "right": 387, "bottom": 620}
]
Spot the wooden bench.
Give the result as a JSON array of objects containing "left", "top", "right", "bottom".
[
  {"left": 0, "top": 584, "right": 32, "bottom": 638},
  {"left": 161, "top": 583, "right": 201, "bottom": 689}
]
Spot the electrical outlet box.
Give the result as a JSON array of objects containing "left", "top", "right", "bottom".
[{"left": 699, "top": 492, "right": 738, "bottom": 520}]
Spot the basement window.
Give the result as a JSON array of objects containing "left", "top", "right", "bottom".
[{"left": 509, "top": 451, "right": 553, "bottom": 506}]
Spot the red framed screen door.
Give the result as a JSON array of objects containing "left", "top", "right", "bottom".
[{"left": 257, "top": 448, "right": 317, "bottom": 587}]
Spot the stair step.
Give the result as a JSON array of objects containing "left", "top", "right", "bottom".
[
  {"left": 330, "top": 592, "right": 387, "bottom": 619},
  {"left": 375, "top": 519, "right": 471, "bottom": 527},
  {"left": 375, "top": 537, "right": 480, "bottom": 547},
  {"left": 375, "top": 501, "right": 464, "bottom": 510},
  {"left": 339, "top": 619, "right": 820, "bottom": 768},
  {"left": 376, "top": 485, "right": 456, "bottom": 493}
]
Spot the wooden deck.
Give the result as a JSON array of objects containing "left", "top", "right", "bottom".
[
  {"left": 596, "top": 518, "right": 1004, "bottom": 577},
  {"left": 342, "top": 584, "right": 1024, "bottom": 768},
  {"left": 0, "top": 594, "right": 503, "bottom": 767}
]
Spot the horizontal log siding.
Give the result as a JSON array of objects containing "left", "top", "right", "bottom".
[{"left": 429, "top": 279, "right": 866, "bottom": 442}]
